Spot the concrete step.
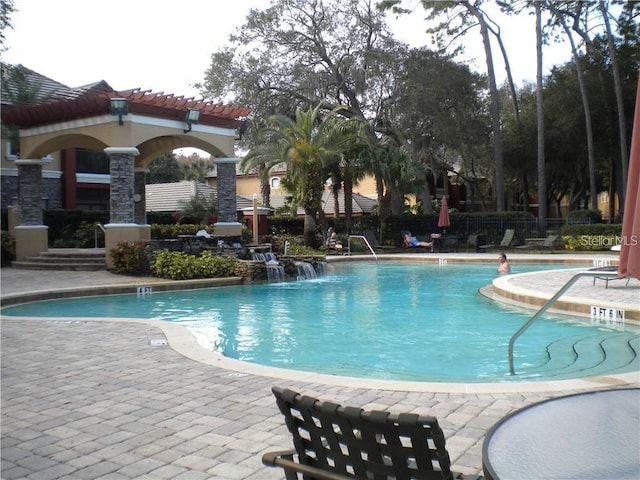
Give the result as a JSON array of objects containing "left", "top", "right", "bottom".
[
  {"left": 11, "top": 261, "right": 107, "bottom": 271},
  {"left": 23, "top": 256, "right": 105, "bottom": 264},
  {"left": 40, "top": 248, "right": 106, "bottom": 259},
  {"left": 12, "top": 249, "right": 107, "bottom": 271}
]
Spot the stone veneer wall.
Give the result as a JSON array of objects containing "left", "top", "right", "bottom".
[
  {"left": 1, "top": 176, "right": 18, "bottom": 209},
  {"left": 216, "top": 162, "right": 238, "bottom": 223},
  {"left": 108, "top": 152, "right": 135, "bottom": 224},
  {"left": 2, "top": 176, "right": 63, "bottom": 210},
  {"left": 18, "top": 164, "right": 43, "bottom": 225},
  {"left": 234, "top": 256, "right": 326, "bottom": 284},
  {"left": 134, "top": 170, "right": 146, "bottom": 225}
]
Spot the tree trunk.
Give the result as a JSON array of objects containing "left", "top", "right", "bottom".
[
  {"left": 569, "top": 38, "right": 597, "bottom": 211},
  {"left": 599, "top": 1, "right": 628, "bottom": 212},
  {"left": 303, "top": 208, "right": 317, "bottom": 247},
  {"left": 344, "top": 170, "right": 354, "bottom": 233},
  {"left": 535, "top": 2, "right": 548, "bottom": 231},
  {"left": 377, "top": 175, "right": 390, "bottom": 243},
  {"left": 332, "top": 184, "right": 340, "bottom": 224},
  {"left": 549, "top": 3, "right": 598, "bottom": 211},
  {"left": 466, "top": 2, "right": 505, "bottom": 211},
  {"left": 260, "top": 171, "right": 271, "bottom": 209}
]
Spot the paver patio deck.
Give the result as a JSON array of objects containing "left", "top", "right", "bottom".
[{"left": 2, "top": 254, "right": 639, "bottom": 479}]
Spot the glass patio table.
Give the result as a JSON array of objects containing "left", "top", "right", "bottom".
[{"left": 482, "top": 388, "right": 640, "bottom": 480}]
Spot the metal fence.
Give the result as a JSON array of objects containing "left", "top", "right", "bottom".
[{"left": 454, "top": 218, "right": 594, "bottom": 245}]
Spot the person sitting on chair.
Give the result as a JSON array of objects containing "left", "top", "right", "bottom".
[
  {"left": 403, "top": 232, "right": 433, "bottom": 248},
  {"left": 326, "top": 231, "right": 343, "bottom": 251}
]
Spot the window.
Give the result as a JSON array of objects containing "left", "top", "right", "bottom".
[
  {"left": 76, "top": 187, "right": 109, "bottom": 211},
  {"left": 76, "top": 149, "right": 109, "bottom": 174},
  {"left": 270, "top": 176, "right": 281, "bottom": 189}
]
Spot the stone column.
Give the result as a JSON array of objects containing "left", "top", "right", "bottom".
[
  {"left": 103, "top": 147, "right": 149, "bottom": 268},
  {"left": 106, "top": 147, "right": 137, "bottom": 224},
  {"left": 134, "top": 167, "right": 148, "bottom": 225},
  {"left": 12, "top": 157, "right": 52, "bottom": 260},
  {"left": 17, "top": 161, "right": 44, "bottom": 225},
  {"left": 213, "top": 157, "right": 242, "bottom": 237}
]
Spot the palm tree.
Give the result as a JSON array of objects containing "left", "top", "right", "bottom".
[{"left": 241, "top": 104, "right": 364, "bottom": 246}]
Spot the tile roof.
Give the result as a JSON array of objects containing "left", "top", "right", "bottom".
[
  {"left": 145, "top": 181, "right": 254, "bottom": 213},
  {"left": 145, "top": 181, "right": 216, "bottom": 213},
  {"left": 145, "top": 182, "right": 376, "bottom": 216},
  {"left": 1, "top": 63, "right": 75, "bottom": 104},
  {"left": 258, "top": 191, "right": 376, "bottom": 216},
  {"left": 1, "top": 63, "right": 251, "bottom": 129}
]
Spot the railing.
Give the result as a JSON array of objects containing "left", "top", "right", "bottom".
[
  {"left": 508, "top": 270, "right": 620, "bottom": 375},
  {"left": 94, "top": 223, "right": 105, "bottom": 248},
  {"left": 347, "top": 235, "right": 377, "bottom": 261}
]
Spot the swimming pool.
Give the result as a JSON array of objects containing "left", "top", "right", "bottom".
[{"left": 3, "top": 262, "right": 638, "bottom": 383}]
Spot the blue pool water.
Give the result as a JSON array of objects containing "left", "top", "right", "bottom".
[{"left": 2, "top": 263, "right": 638, "bottom": 383}]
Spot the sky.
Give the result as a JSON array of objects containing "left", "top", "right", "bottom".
[{"left": 3, "top": 0, "right": 573, "bottom": 102}]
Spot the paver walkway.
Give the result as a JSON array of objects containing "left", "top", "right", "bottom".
[{"left": 2, "top": 258, "right": 639, "bottom": 480}]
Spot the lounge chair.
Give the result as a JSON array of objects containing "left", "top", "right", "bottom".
[
  {"left": 478, "top": 229, "right": 515, "bottom": 251},
  {"left": 401, "top": 230, "right": 434, "bottom": 250},
  {"left": 262, "top": 386, "right": 455, "bottom": 480},
  {"left": 466, "top": 233, "right": 486, "bottom": 252},
  {"left": 590, "top": 266, "right": 631, "bottom": 288},
  {"left": 516, "top": 234, "right": 560, "bottom": 251},
  {"left": 363, "top": 230, "right": 399, "bottom": 251}
]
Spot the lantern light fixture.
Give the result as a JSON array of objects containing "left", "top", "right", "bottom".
[
  {"left": 109, "top": 98, "right": 128, "bottom": 125},
  {"left": 184, "top": 108, "right": 201, "bottom": 133}
]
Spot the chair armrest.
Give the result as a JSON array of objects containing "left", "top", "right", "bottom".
[{"left": 262, "top": 450, "right": 352, "bottom": 480}]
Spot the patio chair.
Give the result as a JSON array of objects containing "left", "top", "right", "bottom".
[
  {"left": 401, "top": 230, "right": 434, "bottom": 251},
  {"left": 466, "top": 233, "right": 486, "bottom": 252},
  {"left": 590, "top": 266, "right": 631, "bottom": 289},
  {"left": 363, "top": 230, "right": 400, "bottom": 251},
  {"left": 262, "top": 386, "right": 455, "bottom": 480},
  {"left": 478, "top": 229, "right": 515, "bottom": 251}
]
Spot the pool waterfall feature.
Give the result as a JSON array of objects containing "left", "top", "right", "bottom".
[{"left": 250, "top": 251, "right": 325, "bottom": 283}]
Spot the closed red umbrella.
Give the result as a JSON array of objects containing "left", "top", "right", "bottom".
[
  {"left": 438, "top": 196, "right": 451, "bottom": 234},
  {"left": 618, "top": 73, "right": 640, "bottom": 280}
]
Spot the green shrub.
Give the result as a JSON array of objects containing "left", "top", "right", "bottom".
[
  {"left": 150, "top": 223, "right": 214, "bottom": 240},
  {"left": 151, "top": 250, "right": 237, "bottom": 280},
  {"left": 194, "top": 252, "right": 237, "bottom": 278},
  {"left": 45, "top": 210, "right": 109, "bottom": 246},
  {"left": 287, "top": 244, "right": 321, "bottom": 256},
  {"left": 241, "top": 226, "right": 253, "bottom": 244},
  {"left": 110, "top": 241, "right": 151, "bottom": 274},
  {"left": 51, "top": 221, "right": 103, "bottom": 248},
  {"left": 562, "top": 235, "right": 620, "bottom": 251},
  {"left": 568, "top": 210, "right": 603, "bottom": 223},
  {"left": 1, "top": 231, "right": 16, "bottom": 266},
  {"left": 146, "top": 211, "right": 176, "bottom": 225},
  {"left": 560, "top": 224, "right": 622, "bottom": 236},
  {"left": 560, "top": 224, "right": 622, "bottom": 251}
]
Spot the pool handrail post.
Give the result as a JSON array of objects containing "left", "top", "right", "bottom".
[
  {"left": 508, "top": 270, "right": 620, "bottom": 375},
  {"left": 94, "top": 222, "right": 105, "bottom": 248},
  {"left": 347, "top": 235, "right": 378, "bottom": 261}
]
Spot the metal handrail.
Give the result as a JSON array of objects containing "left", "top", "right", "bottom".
[
  {"left": 347, "top": 235, "right": 378, "bottom": 261},
  {"left": 94, "top": 223, "right": 105, "bottom": 248},
  {"left": 508, "top": 270, "right": 620, "bottom": 375}
]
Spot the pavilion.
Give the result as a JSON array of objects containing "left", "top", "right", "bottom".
[{"left": 1, "top": 79, "right": 250, "bottom": 267}]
